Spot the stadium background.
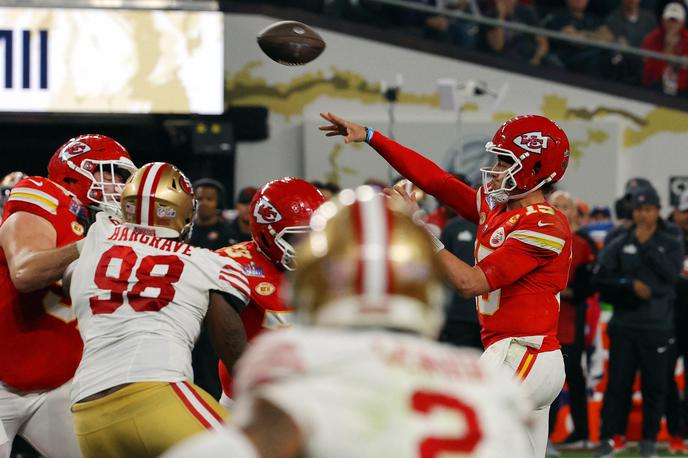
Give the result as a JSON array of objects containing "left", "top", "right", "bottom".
[{"left": 2, "top": 1, "right": 688, "bottom": 456}]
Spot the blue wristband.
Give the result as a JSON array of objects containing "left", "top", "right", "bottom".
[{"left": 365, "top": 127, "right": 375, "bottom": 144}]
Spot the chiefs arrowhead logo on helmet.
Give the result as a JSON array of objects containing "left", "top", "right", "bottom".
[
  {"left": 254, "top": 198, "right": 283, "bottom": 224},
  {"left": 513, "top": 131, "right": 550, "bottom": 154},
  {"left": 58, "top": 141, "right": 92, "bottom": 161}
]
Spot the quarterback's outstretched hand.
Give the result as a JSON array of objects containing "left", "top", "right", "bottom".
[
  {"left": 319, "top": 112, "right": 366, "bottom": 144},
  {"left": 385, "top": 184, "right": 421, "bottom": 215}
]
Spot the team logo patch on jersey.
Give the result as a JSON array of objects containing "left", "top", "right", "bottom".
[
  {"left": 58, "top": 141, "right": 91, "bottom": 161},
  {"left": 69, "top": 200, "right": 81, "bottom": 216},
  {"left": 243, "top": 262, "right": 264, "bottom": 278},
  {"left": 479, "top": 212, "right": 486, "bottom": 225},
  {"left": 71, "top": 221, "right": 84, "bottom": 236},
  {"left": 255, "top": 282, "right": 276, "bottom": 296},
  {"left": 489, "top": 227, "right": 506, "bottom": 247},
  {"left": 513, "top": 132, "right": 550, "bottom": 154},
  {"left": 254, "top": 198, "right": 282, "bottom": 224}
]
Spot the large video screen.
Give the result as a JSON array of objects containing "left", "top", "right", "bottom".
[{"left": 0, "top": 7, "right": 223, "bottom": 114}]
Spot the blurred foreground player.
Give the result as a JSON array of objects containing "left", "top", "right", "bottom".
[
  {"left": 319, "top": 112, "right": 572, "bottom": 458},
  {"left": 0, "top": 135, "right": 135, "bottom": 458},
  {"left": 164, "top": 186, "right": 533, "bottom": 458},
  {"left": 216, "top": 178, "right": 325, "bottom": 408},
  {"left": 67, "top": 162, "right": 249, "bottom": 458}
]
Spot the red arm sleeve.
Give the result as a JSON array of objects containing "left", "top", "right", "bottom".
[
  {"left": 477, "top": 243, "right": 542, "bottom": 291},
  {"left": 368, "top": 131, "right": 480, "bottom": 224},
  {"left": 478, "top": 212, "right": 569, "bottom": 290}
]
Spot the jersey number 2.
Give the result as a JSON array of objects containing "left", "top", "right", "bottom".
[
  {"left": 90, "top": 245, "right": 185, "bottom": 315},
  {"left": 412, "top": 390, "right": 482, "bottom": 457}
]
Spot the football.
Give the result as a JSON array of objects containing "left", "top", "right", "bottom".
[{"left": 257, "top": 21, "right": 326, "bottom": 66}]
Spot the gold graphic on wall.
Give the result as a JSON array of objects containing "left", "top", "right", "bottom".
[
  {"left": 570, "top": 130, "right": 609, "bottom": 159},
  {"left": 541, "top": 94, "right": 688, "bottom": 148},
  {"left": 225, "top": 62, "right": 441, "bottom": 118},
  {"left": 325, "top": 143, "right": 359, "bottom": 185}
]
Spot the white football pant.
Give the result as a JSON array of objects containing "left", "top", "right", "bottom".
[
  {"left": 0, "top": 380, "right": 82, "bottom": 458},
  {"left": 481, "top": 338, "right": 565, "bottom": 458}
]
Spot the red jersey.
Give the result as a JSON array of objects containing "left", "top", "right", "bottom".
[
  {"left": 368, "top": 131, "right": 572, "bottom": 352},
  {"left": 0, "top": 176, "right": 85, "bottom": 392},
  {"left": 215, "top": 240, "right": 290, "bottom": 397}
]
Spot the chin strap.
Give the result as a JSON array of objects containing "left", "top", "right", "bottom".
[{"left": 507, "top": 172, "right": 557, "bottom": 201}]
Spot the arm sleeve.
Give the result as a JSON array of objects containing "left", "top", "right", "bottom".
[
  {"left": 368, "top": 131, "right": 480, "bottom": 224},
  {"left": 477, "top": 215, "right": 568, "bottom": 290},
  {"left": 477, "top": 241, "right": 544, "bottom": 291}
]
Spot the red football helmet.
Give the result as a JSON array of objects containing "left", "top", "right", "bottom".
[
  {"left": 250, "top": 177, "right": 326, "bottom": 270},
  {"left": 481, "top": 115, "right": 570, "bottom": 204},
  {"left": 48, "top": 134, "right": 137, "bottom": 215}
]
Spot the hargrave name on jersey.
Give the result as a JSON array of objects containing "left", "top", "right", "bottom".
[{"left": 107, "top": 225, "right": 193, "bottom": 257}]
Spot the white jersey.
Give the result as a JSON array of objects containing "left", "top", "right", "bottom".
[
  {"left": 69, "top": 213, "right": 250, "bottom": 404},
  {"left": 232, "top": 327, "right": 533, "bottom": 458}
]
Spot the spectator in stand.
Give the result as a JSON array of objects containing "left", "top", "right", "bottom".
[
  {"left": 436, "top": 174, "right": 481, "bottom": 349},
  {"left": 664, "top": 189, "right": 688, "bottom": 454},
  {"left": 593, "top": 186, "right": 684, "bottom": 458},
  {"left": 226, "top": 186, "right": 258, "bottom": 246},
  {"left": 542, "top": 0, "right": 606, "bottom": 76},
  {"left": 641, "top": 2, "right": 688, "bottom": 96},
  {"left": 599, "top": 0, "right": 657, "bottom": 84},
  {"left": 431, "top": 0, "right": 482, "bottom": 49},
  {"left": 484, "top": 0, "right": 562, "bottom": 67},
  {"left": 549, "top": 191, "right": 597, "bottom": 451}
]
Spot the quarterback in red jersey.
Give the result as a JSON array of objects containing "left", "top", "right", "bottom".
[
  {"left": 320, "top": 112, "right": 572, "bottom": 458},
  {"left": 0, "top": 134, "right": 136, "bottom": 458},
  {"left": 216, "top": 178, "right": 325, "bottom": 407}
]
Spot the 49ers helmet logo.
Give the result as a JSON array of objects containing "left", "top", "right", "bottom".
[
  {"left": 253, "top": 198, "right": 283, "bottom": 224},
  {"left": 58, "top": 141, "right": 91, "bottom": 161},
  {"left": 513, "top": 132, "right": 550, "bottom": 154}
]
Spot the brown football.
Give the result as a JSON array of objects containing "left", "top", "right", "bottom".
[{"left": 257, "top": 21, "right": 325, "bottom": 66}]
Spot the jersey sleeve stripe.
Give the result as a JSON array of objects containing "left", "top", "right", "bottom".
[
  {"left": 218, "top": 275, "right": 251, "bottom": 298},
  {"left": 7, "top": 192, "right": 58, "bottom": 214},
  {"left": 507, "top": 230, "right": 564, "bottom": 254},
  {"left": 220, "top": 270, "right": 250, "bottom": 291}
]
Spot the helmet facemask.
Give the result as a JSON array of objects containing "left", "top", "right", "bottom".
[
  {"left": 480, "top": 142, "right": 522, "bottom": 205},
  {"left": 273, "top": 225, "right": 311, "bottom": 271},
  {"left": 77, "top": 158, "right": 137, "bottom": 216},
  {"left": 480, "top": 142, "right": 557, "bottom": 205}
]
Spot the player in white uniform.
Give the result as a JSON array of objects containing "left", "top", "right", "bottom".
[
  {"left": 165, "top": 186, "right": 533, "bottom": 458},
  {"left": 68, "top": 162, "right": 250, "bottom": 458}
]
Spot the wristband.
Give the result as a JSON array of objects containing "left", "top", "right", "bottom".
[{"left": 365, "top": 126, "right": 375, "bottom": 143}]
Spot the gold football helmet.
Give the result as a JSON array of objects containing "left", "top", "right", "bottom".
[
  {"left": 120, "top": 162, "right": 196, "bottom": 239},
  {"left": 292, "top": 186, "right": 445, "bottom": 337}
]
